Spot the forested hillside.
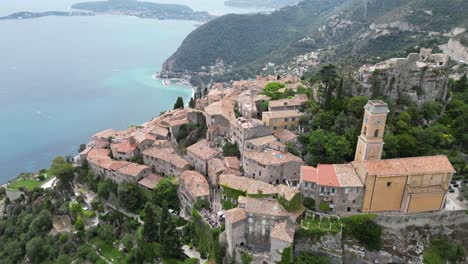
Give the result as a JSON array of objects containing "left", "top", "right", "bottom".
[{"left": 162, "top": 0, "right": 468, "bottom": 82}]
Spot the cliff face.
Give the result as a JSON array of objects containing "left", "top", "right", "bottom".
[{"left": 352, "top": 48, "right": 449, "bottom": 106}]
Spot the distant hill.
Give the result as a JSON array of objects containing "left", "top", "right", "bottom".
[
  {"left": 72, "top": 0, "right": 214, "bottom": 21},
  {"left": 224, "top": 0, "right": 300, "bottom": 9},
  {"left": 162, "top": 0, "right": 468, "bottom": 83}
]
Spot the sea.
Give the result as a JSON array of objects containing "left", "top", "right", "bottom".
[{"left": 0, "top": 0, "right": 270, "bottom": 184}]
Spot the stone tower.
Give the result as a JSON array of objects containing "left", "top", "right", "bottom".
[{"left": 354, "top": 100, "right": 389, "bottom": 162}]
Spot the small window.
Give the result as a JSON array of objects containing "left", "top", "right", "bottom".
[
  {"left": 374, "top": 129, "right": 379, "bottom": 137},
  {"left": 285, "top": 118, "right": 288, "bottom": 122},
  {"left": 331, "top": 188, "right": 336, "bottom": 194},
  {"left": 352, "top": 200, "right": 356, "bottom": 204},
  {"left": 386, "top": 182, "right": 392, "bottom": 187},
  {"left": 344, "top": 187, "right": 350, "bottom": 194},
  {"left": 347, "top": 207, "right": 351, "bottom": 212}
]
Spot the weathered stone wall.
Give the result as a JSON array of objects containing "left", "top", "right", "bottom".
[
  {"left": 294, "top": 233, "right": 343, "bottom": 264},
  {"left": 374, "top": 210, "right": 468, "bottom": 228}
]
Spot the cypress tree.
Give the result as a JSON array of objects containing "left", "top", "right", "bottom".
[
  {"left": 160, "top": 200, "right": 182, "bottom": 259},
  {"left": 142, "top": 203, "right": 158, "bottom": 242},
  {"left": 189, "top": 97, "right": 195, "bottom": 108},
  {"left": 173, "top": 97, "right": 184, "bottom": 109}
]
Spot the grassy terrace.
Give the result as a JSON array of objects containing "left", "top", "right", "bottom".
[{"left": 7, "top": 172, "right": 52, "bottom": 191}]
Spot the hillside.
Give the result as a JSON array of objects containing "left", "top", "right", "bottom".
[
  {"left": 162, "top": 0, "right": 468, "bottom": 84},
  {"left": 224, "top": 0, "right": 300, "bottom": 9}
]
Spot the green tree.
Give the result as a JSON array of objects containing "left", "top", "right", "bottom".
[
  {"left": 74, "top": 215, "right": 85, "bottom": 231},
  {"left": 122, "top": 233, "right": 134, "bottom": 252},
  {"left": 306, "top": 129, "right": 352, "bottom": 165},
  {"left": 222, "top": 142, "right": 241, "bottom": 158},
  {"left": 49, "top": 156, "right": 74, "bottom": 192},
  {"left": 174, "top": 97, "right": 185, "bottom": 109},
  {"left": 142, "top": 203, "right": 158, "bottom": 243},
  {"left": 189, "top": 97, "right": 196, "bottom": 108},
  {"left": 295, "top": 252, "right": 330, "bottom": 264},
  {"left": 153, "top": 178, "right": 179, "bottom": 209},
  {"left": 29, "top": 210, "right": 53, "bottom": 234},
  {"left": 262, "top": 82, "right": 285, "bottom": 100},
  {"left": 26, "top": 237, "right": 47, "bottom": 264},
  {"left": 311, "top": 64, "right": 339, "bottom": 108},
  {"left": 160, "top": 200, "right": 182, "bottom": 259}
]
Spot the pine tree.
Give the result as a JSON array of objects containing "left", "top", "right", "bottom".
[
  {"left": 336, "top": 76, "right": 344, "bottom": 99},
  {"left": 189, "top": 97, "right": 195, "bottom": 108},
  {"left": 173, "top": 97, "right": 184, "bottom": 109},
  {"left": 142, "top": 203, "right": 158, "bottom": 242}
]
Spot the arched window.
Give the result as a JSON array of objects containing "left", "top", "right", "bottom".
[
  {"left": 374, "top": 129, "right": 379, "bottom": 137},
  {"left": 363, "top": 126, "right": 367, "bottom": 135}
]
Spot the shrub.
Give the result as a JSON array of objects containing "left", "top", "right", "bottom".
[
  {"left": 342, "top": 214, "right": 382, "bottom": 251},
  {"left": 319, "top": 202, "right": 330, "bottom": 212},
  {"left": 303, "top": 197, "right": 316, "bottom": 210}
]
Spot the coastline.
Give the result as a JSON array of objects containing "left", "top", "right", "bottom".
[{"left": 152, "top": 73, "right": 196, "bottom": 101}]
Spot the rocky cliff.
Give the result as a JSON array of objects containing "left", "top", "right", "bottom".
[{"left": 352, "top": 48, "right": 449, "bottom": 106}]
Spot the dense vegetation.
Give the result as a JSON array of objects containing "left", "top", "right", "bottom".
[{"left": 423, "top": 236, "right": 465, "bottom": 264}]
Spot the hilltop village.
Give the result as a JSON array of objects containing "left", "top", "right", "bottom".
[{"left": 72, "top": 52, "right": 463, "bottom": 263}]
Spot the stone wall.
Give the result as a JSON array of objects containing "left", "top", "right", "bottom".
[{"left": 374, "top": 210, "right": 468, "bottom": 228}]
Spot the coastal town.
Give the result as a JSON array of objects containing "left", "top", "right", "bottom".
[{"left": 57, "top": 52, "right": 464, "bottom": 263}]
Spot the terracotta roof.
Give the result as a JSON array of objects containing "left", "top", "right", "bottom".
[
  {"left": 143, "top": 146, "right": 190, "bottom": 169},
  {"left": 208, "top": 158, "right": 226, "bottom": 173},
  {"left": 204, "top": 99, "right": 236, "bottom": 121},
  {"left": 149, "top": 125, "right": 169, "bottom": 137},
  {"left": 187, "top": 139, "right": 220, "bottom": 160},
  {"left": 354, "top": 155, "right": 455, "bottom": 177},
  {"left": 179, "top": 170, "right": 210, "bottom": 197},
  {"left": 301, "top": 164, "right": 363, "bottom": 188},
  {"left": 133, "top": 132, "right": 156, "bottom": 144},
  {"left": 93, "top": 129, "right": 117, "bottom": 139},
  {"left": 275, "top": 184, "right": 300, "bottom": 201},
  {"left": 238, "top": 197, "right": 289, "bottom": 217},
  {"left": 224, "top": 157, "right": 240, "bottom": 170},
  {"left": 270, "top": 221, "right": 294, "bottom": 243},
  {"left": 262, "top": 110, "right": 301, "bottom": 119},
  {"left": 138, "top": 173, "right": 162, "bottom": 189},
  {"left": 111, "top": 140, "right": 137, "bottom": 154},
  {"left": 245, "top": 135, "right": 278, "bottom": 147},
  {"left": 269, "top": 94, "right": 308, "bottom": 108},
  {"left": 225, "top": 207, "right": 247, "bottom": 224},
  {"left": 118, "top": 163, "right": 149, "bottom": 177},
  {"left": 87, "top": 148, "right": 111, "bottom": 162},
  {"left": 273, "top": 129, "right": 298, "bottom": 142},
  {"left": 243, "top": 149, "right": 304, "bottom": 166}
]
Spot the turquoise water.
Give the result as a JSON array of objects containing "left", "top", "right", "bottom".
[
  {"left": 0, "top": 0, "right": 269, "bottom": 184},
  {"left": 0, "top": 16, "right": 194, "bottom": 183}
]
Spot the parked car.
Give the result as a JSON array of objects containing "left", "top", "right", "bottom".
[
  {"left": 449, "top": 188, "right": 455, "bottom": 193},
  {"left": 452, "top": 184, "right": 460, "bottom": 188}
]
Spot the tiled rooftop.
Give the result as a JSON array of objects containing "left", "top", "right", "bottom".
[
  {"left": 238, "top": 196, "right": 289, "bottom": 217},
  {"left": 262, "top": 110, "right": 301, "bottom": 119},
  {"left": 143, "top": 146, "right": 190, "bottom": 169},
  {"left": 273, "top": 129, "right": 298, "bottom": 142},
  {"left": 243, "top": 149, "right": 303, "bottom": 166},
  {"left": 187, "top": 139, "right": 220, "bottom": 160},
  {"left": 138, "top": 173, "right": 162, "bottom": 189},
  {"left": 225, "top": 207, "right": 247, "bottom": 223},
  {"left": 180, "top": 170, "right": 210, "bottom": 197},
  {"left": 354, "top": 155, "right": 455, "bottom": 177},
  {"left": 269, "top": 94, "right": 308, "bottom": 108},
  {"left": 118, "top": 163, "right": 149, "bottom": 177},
  {"left": 111, "top": 140, "right": 137, "bottom": 154},
  {"left": 301, "top": 164, "right": 363, "bottom": 187},
  {"left": 270, "top": 221, "right": 294, "bottom": 243}
]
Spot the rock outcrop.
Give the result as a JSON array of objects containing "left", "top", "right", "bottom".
[{"left": 353, "top": 48, "right": 449, "bottom": 106}]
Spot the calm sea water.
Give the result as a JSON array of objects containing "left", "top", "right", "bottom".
[{"left": 0, "top": 1, "right": 269, "bottom": 184}]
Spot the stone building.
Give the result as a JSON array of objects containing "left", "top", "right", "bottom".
[
  {"left": 236, "top": 89, "right": 270, "bottom": 119},
  {"left": 245, "top": 135, "right": 287, "bottom": 152},
  {"left": 178, "top": 170, "right": 210, "bottom": 215},
  {"left": 353, "top": 156, "right": 455, "bottom": 213},
  {"left": 230, "top": 117, "right": 272, "bottom": 150},
  {"left": 204, "top": 98, "right": 237, "bottom": 140},
  {"left": 242, "top": 148, "right": 304, "bottom": 186},
  {"left": 110, "top": 140, "right": 137, "bottom": 161},
  {"left": 207, "top": 157, "right": 227, "bottom": 186},
  {"left": 300, "top": 164, "right": 364, "bottom": 215},
  {"left": 225, "top": 197, "right": 295, "bottom": 263},
  {"left": 142, "top": 146, "right": 190, "bottom": 177},
  {"left": 268, "top": 94, "right": 308, "bottom": 112},
  {"left": 273, "top": 129, "right": 298, "bottom": 144},
  {"left": 186, "top": 139, "right": 221, "bottom": 176},
  {"left": 262, "top": 110, "right": 301, "bottom": 130}
]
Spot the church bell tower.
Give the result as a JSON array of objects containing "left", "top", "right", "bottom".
[{"left": 354, "top": 100, "right": 389, "bottom": 162}]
